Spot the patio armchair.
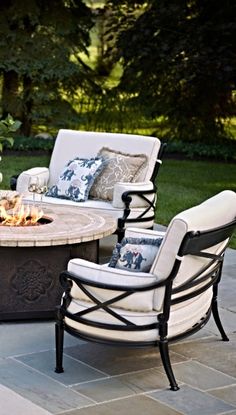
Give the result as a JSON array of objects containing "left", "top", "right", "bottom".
[
  {"left": 11, "top": 129, "right": 165, "bottom": 240},
  {"left": 54, "top": 190, "right": 236, "bottom": 390}
]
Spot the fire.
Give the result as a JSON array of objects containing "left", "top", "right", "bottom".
[{"left": 0, "top": 196, "right": 44, "bottom": 226}]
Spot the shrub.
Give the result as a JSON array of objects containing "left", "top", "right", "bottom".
[
  {"left": 4, "top": 135, "right": 55, "bottom": 152},
  {"left": 164, "top": 140, "right": 236, "bottom": 162}
]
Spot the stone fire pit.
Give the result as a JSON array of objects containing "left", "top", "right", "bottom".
[{"left": 0, "top": 201, "right": 116, "bottom": 320}]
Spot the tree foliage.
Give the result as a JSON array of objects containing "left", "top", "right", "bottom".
[
  {"left": 1, "top": 1, "right": 236, "bottom": 141},
  {"left": 109, "top": 0, "right": 236, "bottom": 141},
  {"left": 0, "top": 114, "right": 21, "bottom": 152},
  {"left": 0, "top": 0, "right": 95, "bottom": 135},
  {"left": 93, "top": 1, "right": 143, "bottom": 77}
]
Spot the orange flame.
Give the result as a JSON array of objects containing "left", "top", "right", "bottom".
[{"left": 0, "top": 196, "right": 44, "bottom": 226}]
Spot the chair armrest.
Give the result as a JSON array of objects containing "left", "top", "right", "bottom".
[
  {"left": 113, "top": 181, "right": 157, "bottom": 241},
  {"left": 16, "top": 167, "right": 49, "bottom": 193},
  {"left": 112, "top": 181, "right": 155, "bottom": 208}
]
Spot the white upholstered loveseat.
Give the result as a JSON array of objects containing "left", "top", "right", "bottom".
[{"left": 13, "top": 129, "right": 165, "bottom": 239}]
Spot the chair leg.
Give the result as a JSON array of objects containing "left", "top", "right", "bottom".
[
  {"left": 212, "top": 284, "right": 229, "bottom": 341},
  {"left": 212, "top": 298, "right": 229, "bottom": 341},
  {"left": 159, "top": 338, "right": 179, "bottom": 391},
  {"left": 55, "top": 320, "right": 65, "bottom": 373}
]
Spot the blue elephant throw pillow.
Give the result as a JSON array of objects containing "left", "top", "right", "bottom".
[
  {"left": 45, "top": 157, "right": 105, "bottom": 202},
  {"left": 108, "top": 236, "right": 163, "bottom": 273}
]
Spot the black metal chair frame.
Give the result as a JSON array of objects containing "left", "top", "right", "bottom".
[
  {"left": 116, "top": 142, "right": 166, "bottom": 241},
  {"left": 55, "top": 218, "right": 236, "bottom": 391}
]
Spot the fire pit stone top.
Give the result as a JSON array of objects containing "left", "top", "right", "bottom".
[{"left": 0, "top": 199, "right": 117, "bottom": 247}]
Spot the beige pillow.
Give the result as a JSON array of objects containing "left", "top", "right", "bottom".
[{"left": 89, "top": 147, "right": 147, "bottom": 201}]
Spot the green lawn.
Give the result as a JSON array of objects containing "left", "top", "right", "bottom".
[
  {"left": 0, "top": 154, "right": 51, "bottom": 190},
  {"left": 1, "top": 154, "right": 235, "bottom": 248},
  {"left": 156, "top": 158, "right": 236, "bottom": 248}
]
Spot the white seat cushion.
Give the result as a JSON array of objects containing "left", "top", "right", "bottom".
[
  {"left": 64, "top": 289, "right": 212, "bottom": 342},
  {"left": 68, "top": 258, "right": 156, "bottom": 312}
]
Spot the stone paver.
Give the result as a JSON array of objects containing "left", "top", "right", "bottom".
[
  {"left": 0, "top": 384, "right": 52, "bottom": 415},
  {"left": 208, "top": 385, "right": 236, "bottom": 406},
  {"left": 149, "top": 384, "right": 236, "bottom": 415},
  {"left": 0, "top": 359, "right": 93, "bottom": 413},
  {"left": 59, "top": 395, "right": 183, "bottom": 415},
  {"left": 0, "top": 321, "right": 84, "bottom": 358},
  {"left": 64, "top": 342, "right": 188, "bottom": 376},
  {"left": 72, "top": 368, "right": 169, "bottom": 402},
  {"left": 171, "top": 334, "right": 236, "bottom": 378},
  {"left": 205, "top": 308, "right": 236, "bottom": 335},
  {"left": 165, "top": 360, "right": 236, "bottom": 390}
]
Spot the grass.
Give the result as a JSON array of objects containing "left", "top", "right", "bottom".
[
  {"left": 0, "top": 154, "right": 235, "bottom": 248},
  {"left": 156, "top": 158, "right": 236, "bottom": 248},
  {"left": 0, "top": 154, "right": 51, "bottom": 189}
]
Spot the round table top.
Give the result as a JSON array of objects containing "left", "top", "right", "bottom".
[{"left": 0, "top": 203, "right": 117, "bottom": 247}]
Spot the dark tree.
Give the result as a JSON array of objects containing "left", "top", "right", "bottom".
[
  {"left": 0, "top": 0, "right": 94, "bottom": 136},
  {"left": 110, "top": 0, "right": 236, "bottom": 141},
  {"left": 93, "top": 2, "right": 142, "bottom": 77}
]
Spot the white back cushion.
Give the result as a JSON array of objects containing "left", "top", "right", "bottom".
[
  {"left": 48, "top": 129, "right": 161, "bottom": 187},
  {"left": 151, "top": 190, "right": 236, "bottom": 310}
]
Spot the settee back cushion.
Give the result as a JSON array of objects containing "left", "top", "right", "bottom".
[
  {"left": 48, "top": 129, "right": 161, "bottom": 187},
  {"left": 151, "top": 190, "right": 236, "bottom": 310}
]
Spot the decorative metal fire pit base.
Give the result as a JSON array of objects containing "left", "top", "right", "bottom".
[
  {"left": 0, "top": 202, "right": 116, "bottom": 321},
  {"left": 0, "top": 242, "right": 98, "bottom": 320}
]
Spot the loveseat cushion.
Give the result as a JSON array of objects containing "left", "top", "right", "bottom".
[
  {"left": 108, "top": 236, "right": 163, "bottom": 273},
  {"left": 47, "top": 130, "right": 161, "bottom": 187},
  {"left": 89, "top": 147, "right": 147, "bottom": 201},
  {"left": 45, "top": 157, "right": 105, "bottom": 202}
]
